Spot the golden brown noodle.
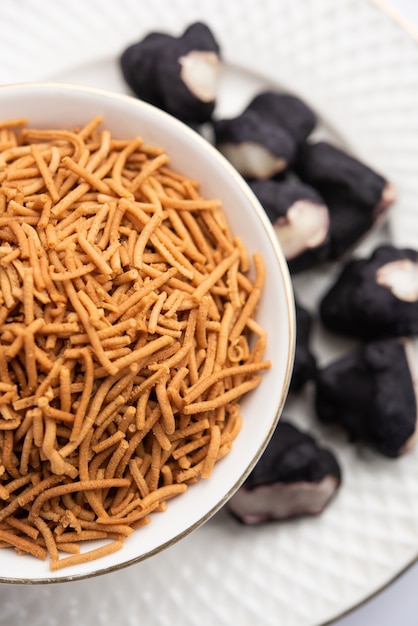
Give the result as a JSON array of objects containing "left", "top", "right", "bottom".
[{"left": 0, "top": 116, "right": 270, "bottom": 571}]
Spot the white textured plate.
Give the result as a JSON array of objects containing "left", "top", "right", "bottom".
[{"left": 0, "top": 1, "right": 418, "bottom": 625}]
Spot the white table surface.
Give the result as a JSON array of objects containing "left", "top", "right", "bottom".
[{"left": 333, "top": 5, "right": 418, "bottom": 623}]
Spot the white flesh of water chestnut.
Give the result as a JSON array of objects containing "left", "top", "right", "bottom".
[
  {"left": 179, "top": 51, "right": 221, "bottom": 102},
  {"left": 376, "top": 259, "right": 418, "bottom": 302},
  {"left": 274, "top": 199, "right": 329, "bottom": 260}
]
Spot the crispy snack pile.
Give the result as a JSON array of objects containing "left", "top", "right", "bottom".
[{"left": 0, "top": 116, "right": 269, "bottom": 570}]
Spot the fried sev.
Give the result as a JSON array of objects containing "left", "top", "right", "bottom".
[{"left": 0, "top": 116, "right": 270, "bottom": 571}]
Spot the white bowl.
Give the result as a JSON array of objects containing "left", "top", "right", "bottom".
[{"left": 0, "top": 82, "right": 295, "bottom": 583}]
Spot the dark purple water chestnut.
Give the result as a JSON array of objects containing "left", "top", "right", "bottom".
[
  {"left": 249, "top": 179, "right": 330, "bottom": 273},
  {"left": 296, "top": 141, "right": 395, "bottom": 210},
  {"left": 120, "top": 32, "right": 175, "bottom": 110},
  {"left": 290, "top": 302, "right": 318, "bottom": 392},
  {"left": 324, "top": 190, "right": 383, "bottom": 258},
  {"left": 245, "top": 91, "right": 317, "bottom": 144},
  {"left": 320, "top": 245, "right": 418, "bottom": 339},
  {"left": 120, "top": 22, "right": 222, "bottom": 124},
  {"left": 214, "top": 110, "right": 297, "bottom": 180},
  {"left": 315, "top": 338, "right": 418, "bottom": 458},
  {"left": 296, "top": 141, "right": 396, "bottom": 257},
  {"left": 227, "top": 420, "right": 341, "bottom": 524}
]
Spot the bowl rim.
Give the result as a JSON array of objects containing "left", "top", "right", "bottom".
[{"left": 0, "top": 81, "right": 296, "bottom": 584}]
